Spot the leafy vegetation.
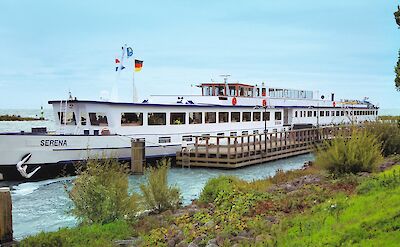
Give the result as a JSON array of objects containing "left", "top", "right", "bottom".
[
  {"left": 0, "top": 114, "right": 43, "bottom": 121},
  {"left": 67, "top": 158, "right": 139, "bottom": 225},
  {"left": 198, "top": 175, "right": 239, "bottom": 203},
  {"left": 315, "top": 129, "right": 383, "bottom": 176},
  {"left": 395, "top": 50, "right": 400, "bottom": 90},
  {"left": 140, "top": 158, "right": 181, "bottom": 211},
  {"left": 21, "top": 127, "right": 400, "bottom": 246},
  {"left": 365, "top": 122, "right": 400, "bottom": 156},
  {"left": 378, "top": 115, "right": 400, "bottom": 121},
  {"left": 268, "top": 166, "right": 400, "bottom": 246},
  {"left": 20, "top": 221, "right": 133, "bottom": 247}
]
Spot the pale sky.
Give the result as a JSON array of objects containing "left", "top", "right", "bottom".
[{"left": 0, "top": 0, "right": 399, "bottom": 110}]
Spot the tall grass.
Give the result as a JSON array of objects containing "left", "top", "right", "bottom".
[
  {"left": 140, "top": 158, "right": 181, "bottom": 211},
  {"left": 365, "top": 122, "right": 400, "bottom": 156},
  {"left": 315, "top": 129, "right": 383, "bottom": 176},
  {"left": 67, "top": 158, "right": 139, "bottom": 225}
]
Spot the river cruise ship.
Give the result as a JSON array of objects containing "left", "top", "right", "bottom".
[{"left": 0, "top": 81, "right": 378, "bottom": 180}]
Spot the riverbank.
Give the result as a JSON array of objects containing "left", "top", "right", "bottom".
[
  {"left": 0, "top": 115, "right": 44, "bottom": 121},
  {"left": 8, "top": 154, "right": 312, "bottom": 240},
  {"left": 20, "top": 155, "right": 400, "bottom": 247}
]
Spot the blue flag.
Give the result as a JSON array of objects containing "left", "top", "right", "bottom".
[{"left": 127, "top": 47, "right": 133, "bottom": 58}]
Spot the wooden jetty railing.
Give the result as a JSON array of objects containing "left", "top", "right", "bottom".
[{"left": 176, "top": 126, "right": 349, "bottom": 168}]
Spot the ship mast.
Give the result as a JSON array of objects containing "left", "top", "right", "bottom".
[{"left": 220, "top": 74, "right": 231, "bottom": 96}]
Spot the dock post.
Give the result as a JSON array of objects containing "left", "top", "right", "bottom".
[
  {"left": 0, "top": 187, "right": 12, "bottom": 244},
  {"left": 131, "top": 139, "right": 145, "bottom": 174}
]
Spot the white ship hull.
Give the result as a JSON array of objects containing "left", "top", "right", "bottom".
[
  {"left": 0, "top": 133, "right": 181, "bottom": 180},
  {"left": 0, "top": 81, "right": 379, "bottom": 180}
]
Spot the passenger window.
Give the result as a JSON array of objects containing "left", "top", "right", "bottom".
[
  {"left": 231, "top": 112, "right": 240, "bottom": 122},
  {"left": 189, "top": 112, "right": 202, "bottom": 124},
  {"left": 218, "top": 112, "right": 228, "bottom": 123},
  {"left": 205, "top": 112, "right": 217, "bottom": 123},
  {"left": 121, "top": 112, "right": 143, "bottom": 126},
  {"left": 148, "top": 113, "right": 166, "bottom": 125},
  {"left": 170, "top": 112, "right": 186, "bottom": 125},
  {"left": 275, "top": 112, "right": 282, "bottom": 120},
  {"left": 89, "top": 112, "right": 107, "bottom": 126},
  {"left": 58, "top": 112, "right": 77, "bottom": 125},
  {"left": 159, "top": 136, "right": 171, "bottom": 143},
  {"left": 80, "top": 112, "right": 87, "bottom": 126},
  {"left": 263, "top": 112, "right": 270, "bottom": 121},
  {"left": 182, "top": 135, "right": 193, "bottom": 141},
  {"left": 242, "top": 112, "right": 251, "bottom": 122},
  {"left": 253, "top": 112, "right": 261, "bottom": 121}
]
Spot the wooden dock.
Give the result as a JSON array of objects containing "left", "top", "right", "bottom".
[{"left": 177, "top": 126, "right": 346, "bottom": 168}]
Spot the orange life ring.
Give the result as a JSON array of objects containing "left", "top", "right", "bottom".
[
  {"left": 101, "top": 128, "right": 110, "bottom": 135},
  {"left": 232, "top": 97, "right": 237, "bottom": 105},
  {"left": 262, "top": 99, "right": 267, "bottom": 107},
  {"left": 333, "top": 101, "right": 336, "bottom": 107}
]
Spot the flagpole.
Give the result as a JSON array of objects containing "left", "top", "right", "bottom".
[
  {"left": 132, "top": 63, "right": 136, "bottom": 102},
  {"left": 112, "top": 45, "right": 126, "bottom": 101}
]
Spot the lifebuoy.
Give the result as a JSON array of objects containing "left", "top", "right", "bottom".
[
  {"left": 101, "top": 128, "right": 110, "bottom": 135},
  {"left": 232, "top": 97, "right": 237, "bottom": 106},
  {"left": 262, "top": 99, "right": 267, "bottom": 107},
  {"left": 333, "top": 101, "right": 336, "bottom": 107}
]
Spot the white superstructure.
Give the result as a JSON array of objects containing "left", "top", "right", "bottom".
[{"left": 0, "top": 82, "right": 378, "bottom": 180}]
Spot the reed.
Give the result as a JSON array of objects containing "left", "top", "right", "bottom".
[
  {"left": 139, "top": 158, "right": 181, "bottom": 212},
  {"left": 67, "top": 158, "right": 139, "bottom": 225},
  {"left": 315, "top": 129, "right": 383, "bottom": 176}
]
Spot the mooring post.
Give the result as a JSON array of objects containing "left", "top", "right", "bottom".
[
  {"left": 0, "top": 187, "right": 13, "bottom": 244},
  {"left": 131, "top": 139, "right": 145, "bottom": 174}
]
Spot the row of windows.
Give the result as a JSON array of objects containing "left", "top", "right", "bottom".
[
  {"left": 59, "top": 109, "right": 376, "bottom": 126},
  {"left": 58, "top": 111, "right": 283, "bottom": 126},
  {"left": 122, "top": 111, "right": 282, "bottom": 126},
  {"left": 294, "top": 110, "right": 377, "bottom": 118}
]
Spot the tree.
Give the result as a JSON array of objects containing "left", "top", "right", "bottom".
[
  {"left": 396, "top": 50, "right": 400, "bottom": 91},
  {"left": 395, "top": 6, "right": 400, "bottom": 91},
  {"left": 395, "top": 5, "right": 400, "bottom": 27}
]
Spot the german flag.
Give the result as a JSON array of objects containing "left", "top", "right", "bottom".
[{"left": 135, "top": 60, "right": 143, "bottom": 72}]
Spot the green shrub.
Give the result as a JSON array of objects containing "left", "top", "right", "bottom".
[
  {"left": 139, "top": 158, "right": 181, "bottom": 211},
  {"left": 20, "top": 221, "right": 133, "bottom": 247},
  {"left": 365, "top": 122, "right": 400, "bottom": 156},
  {"left": 67, "top": 158, "right": 139, "bottom": 225},
  {"left": 198, "top": 175, "right": 240, "bottom": 203},
  {"left": 315, "top": 129, "right": 383, "bottom": 177}
]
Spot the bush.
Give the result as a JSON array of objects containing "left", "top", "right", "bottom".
[
  {"left": 20, "top": 221, "right": 133, "bottom": 247},
  {"left": 315, "top": 129, "right": 383, "bottom": 177},
  {"left": 198, "top": 175, "right": 239, "bottom": 203},
  {"left": 365, "top": 122, "right": 400, "bottom": 156},
  {"left": 67, "top": 158, "right": 139, "bottom": 225},
  {"left": 139, "top": 158, "right": 181, "bottom": 211}
]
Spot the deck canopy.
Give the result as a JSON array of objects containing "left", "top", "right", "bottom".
[{"left": 200, "top": 83, "right": 255, "bottom": 97}]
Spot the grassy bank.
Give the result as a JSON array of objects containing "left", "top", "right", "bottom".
[
  {"left": 20, "top": 124, "right": 400, "bottom": 246},
  {"left": 20, "top": 158, "right": 400, "bottom": 247}
]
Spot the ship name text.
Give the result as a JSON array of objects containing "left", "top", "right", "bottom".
[{"left": 40, "top": 140, "right": 68, "bottom": 147}]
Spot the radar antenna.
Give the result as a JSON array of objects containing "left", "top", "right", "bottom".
[
  {"left": 219, "top": 74, "right": 231, "bottom": 84},
  {"left": 219, "top": 74, "right": 231, "bottom": 96}
]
